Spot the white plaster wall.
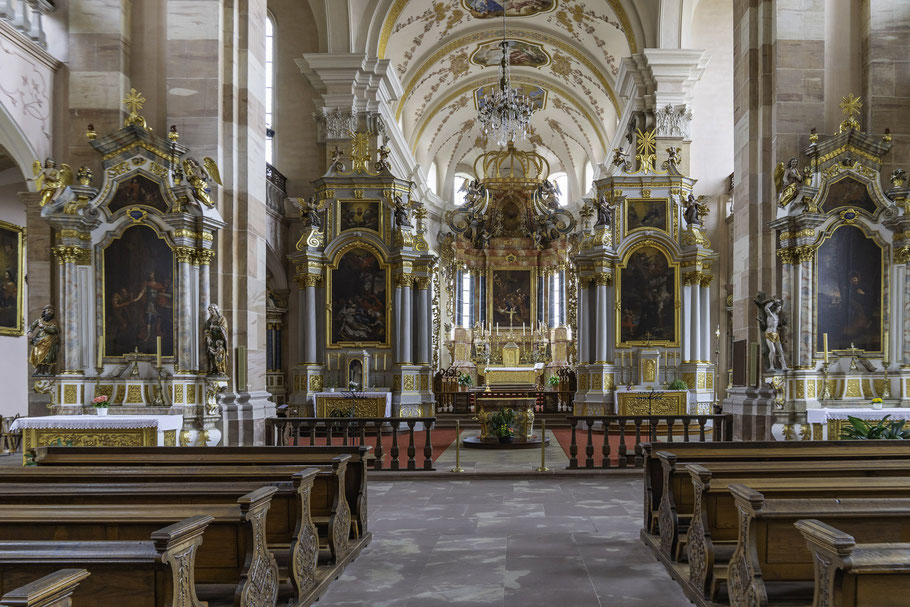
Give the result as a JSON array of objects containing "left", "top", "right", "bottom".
[{"left": 0, "top": 168, "right": 28, "bottom": 417}]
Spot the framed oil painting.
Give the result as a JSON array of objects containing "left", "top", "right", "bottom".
[
  {"left": 0, "top": 220, "right": 24, "bottom": 335},
  {"left": 618, "top": 246, "right": 677, "bottom": 345},
  {"left": 625, "top": 198, "right": 669, "bottom": 235},
  {"left": 338, "top": 200, "right": 381, "bottom": 235},
  {"left": 490, "top": 269, "right": 533, "bottom": 326},
  {"left": 471, "top": 39, "right": 550, "bottom": 68},
  {"left": 816, "top": 225, "right": 882, "bottom": 352},
  {"left": 462, "top": 0, "right": 557, "bottom": 18},
  {"left": 103, "top": 225, "right": 175, "bottom": 357},
  {"left": 821, "top": 176, "right": 877, "bottom": 215},
  {"left": 108, "top": 175, "right": 168, "bottom": 214},
  {"left": 329, "top": 247, "right": 388, "bottom": 346}
]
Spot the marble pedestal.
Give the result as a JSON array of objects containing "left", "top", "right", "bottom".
[
  {"left": 722, "top": 386, "right": 775, "bottom": 440},
  {"left": 219, "top": 389, "right": 276, "bottom": 446}
]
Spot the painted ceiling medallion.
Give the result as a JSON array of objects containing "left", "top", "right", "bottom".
[
  {"left": 470, "top": 39, "right": 550, "bottom": 68},
  {"left": 462, "top": 0, "right": 558, "bottom": 19}
]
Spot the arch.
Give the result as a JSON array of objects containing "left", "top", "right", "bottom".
[{"left": 0, "top": 99, "right": 39, "bottom": 186}]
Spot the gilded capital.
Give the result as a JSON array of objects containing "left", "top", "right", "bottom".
[
  {"left": 52, "top": 246, "right": 91, "bottom": 265},
  {"left": 195, "top": 249, "right": 216, "bottom": 265},
  {"left": 174, "top": 246, "right": 196, "bottom": 264},
  {"left": 414, "top": 277, "right": 430, "bottom": 290},
  {"left": 592, "top": 272, "right": 613, "bottom": 287}
]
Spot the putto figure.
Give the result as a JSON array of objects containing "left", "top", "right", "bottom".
[
  {"left": 32, "top": 159, "right": 73, "bottom": 207},
  {"left": 27, "top": 304, "right": 59, "bottom": 375},
  {"left": 204, "top": 303, "right": 229, "bottom": 376}
]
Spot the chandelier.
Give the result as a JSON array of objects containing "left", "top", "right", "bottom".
[{"left": 477, "top": 11, "right": 534, "bottom": 146}]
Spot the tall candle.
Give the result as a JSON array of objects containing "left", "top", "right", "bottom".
[
  {"left": 97, "top": 335, "right": 103, "bottom": 370},
  {"left": 884, "top": 330, "right": 889, "bottom": 365},
  {"left": 823, "top": 333, "right": 829, "bottom": 363},
  {"left": 496, "top": 323, "right": 499, "bottom": 335},
  {"left": 522, "top": 322, "right": 526, "bottom": 335},
  {"left": 156, "top": 336, "right": 162, "bottom": 369}
]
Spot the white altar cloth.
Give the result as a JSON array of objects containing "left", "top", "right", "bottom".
[
  {"left": 10, "top": 414, "right": 184, "bottom": 433},
  {"left": 313, "top": 392, "right": 392, "bottom": 417},
  {"left": 806, "top": 407, "right": 910, "bottom": 424}
]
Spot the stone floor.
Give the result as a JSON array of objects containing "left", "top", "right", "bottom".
[
  {"left": 432, "top": 429, "right": 570, "bottom": 473},
  {"left": 318, "top": 477, "right": 692, "bottom": 606}
]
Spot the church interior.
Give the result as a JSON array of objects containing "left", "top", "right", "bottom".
[{"left": 0, "top": 0, "right": 909, "bottom": 605}]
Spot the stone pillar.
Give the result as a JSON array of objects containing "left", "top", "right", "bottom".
[
  {"left": 578, "top": 283, "right": 588, "bottom": 363},
  {"left": 175, "top": 248, "right": 195, "bottom": 369},
  {"left": 416, "top": 278, "right": 430, "bottom": 364},
  {"left": 401, "top": 280, "right": 413, "bottom": 364},
  {"left": 304, "top": 277, "right": 318, "bottom": 363},
  {"left": 595, "top": 278, "right": 608, "bottom": 363},
  {"left": 682, "top": 283, "right": 693, "bottom": 362},
  {"left": 700, "top": 281, "right": 711, "bottom": 362},
  {"left": 795, "top": 252, "right": 815, "bottom": 368},
  {"left": 604, "top": 283, "right": 615, "bottom": 363},
  {"left": 51, "top": 247, "right": 81, "bottom": 372},
  {"left": 197, "top": 250, "right": 214, "bottom": 372},
  {"left": 393, "top": 285, "right": 402, "bottom": 363},
  {"left": 691, "top": 281, "right": 702, "bottom": 362}
]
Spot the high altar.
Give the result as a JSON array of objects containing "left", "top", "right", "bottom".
[{"left": 763, "top": 96, "right": 909, "bottom": 439}]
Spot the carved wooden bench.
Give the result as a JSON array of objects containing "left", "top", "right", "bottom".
[
  {"left": 796, "top": 519, "right": 910, "bottom": 607},
  {"left": 0, "top": 487, "right": 279, "bottom": 607},
  {"left": 0, "top": 516, "right": 211, "bottom": 607},
  {"left": 0, "top": 569, "right": 90, "bottom": 607}
]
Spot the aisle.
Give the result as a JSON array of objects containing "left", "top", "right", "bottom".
[
  {"left": 431, "top": 429, "right": 569, "bottom": 472},
  {"left": 318, "top": 477, "right": 691, "bottom": 606}
]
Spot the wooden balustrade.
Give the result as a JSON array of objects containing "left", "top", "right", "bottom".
[
  {"left": 564, "top": 415, "right": 733, "bottom": 469},
  {"left": 266, "top": 417, "right": 437, "bottom": 471},
  {"left": 434, "top": 390, "right": 572, "bottom": 414}
]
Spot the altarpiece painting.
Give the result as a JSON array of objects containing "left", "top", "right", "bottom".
[
  {"left": 816, "top": 225, "right": 882, "bottom": 352},
  {"left": 0, "top": 220, "right": 23, "bottom": 335},
  {"left": 821, "top": 176, "right": 877, "bottom": 215},
  {"left": 491, "top": 269, "right": 532, "bottom": 326},
  {"left": 619, "top": 246, "right": 676, "bottom": 344},
  {"left": 625, "top": 199, "right": 669, "bottom": 234},
  {"left": 108, "top": 175, "right": 169, "bottom": 214},
  {"left": 103, "top": 225, "right": 175, "bottom": 357},
  {"left": 330, "top": 248, "right": 387, "bottom": 345},
  {"left": 339, "top": 199, "right": 380, "bottom": 234}
]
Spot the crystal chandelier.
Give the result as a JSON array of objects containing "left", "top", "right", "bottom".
[{"left": 477, "top": 11, "right": 534, "bottom": 146}]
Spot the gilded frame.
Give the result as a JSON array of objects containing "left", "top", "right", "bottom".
[
  {"left": 812, "top": 221, "right": 887, "bottom": 357},
  {"left": 486, "top": 266, "right": 537, "bottom": 328},
  {"left": 623, "top": 197, "right": 671, "bottom": 237},
  {"left": 0, "top": 220, "right": 25, "bottom": 336},
  {"left": 335, "top": 198, "right": 384, "bottom": 240},
  {"left": 325, "top": 242, "right": 392, "bottom": 349},
  {"left": 614, "top": 241, "right": 680, "bottom": 347},
  {"left": 100, "top": 224, "right": 177, "bottom": 360},
  {"left": 816, "top": 172, "right": 881, "bottom": 219}
]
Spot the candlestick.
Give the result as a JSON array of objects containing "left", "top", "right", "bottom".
[
  {"left": 97, "top": 335, "right": 103, "bottom": 371},
  {"left": 496, "top": 322, "right": 499, "bottom": 335},
  {"left": 156, "top": 336, "right": 162, "bottom": 369},
  {"left": 823, "top": 333, "right": 829, "bottom": 363},
  {"left": 522, "top": 322, "right": 526, "bottom": 335},
  {"left": 884, "top": 331, "right": 889, "bottom": 365}
]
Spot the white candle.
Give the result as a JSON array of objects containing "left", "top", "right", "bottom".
[
  {"left": 523, "top": 322, "right": 526, "bottom": 335},
  {"left": 823, "top": 333, "right": 829, "bottom": 363},
  {"left": 884, "top": 331, "right": 889, "bottom": 365},
  {"left": 496, "top": 323, "right": 499, "bottom": 335},
  {"left": 156, "top": 336, "right": 162, "bottom": 369}
]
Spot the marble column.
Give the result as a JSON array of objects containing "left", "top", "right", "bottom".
[
  {"left": 176, "top": 248, "right": 195, "bottom": 369},
  {"left": 796, "top": 256, "right": 814, "bottom": 368},
  {"left": 304, "top": 277, "right": 318, "bottom": 363},
  {"left": 691, "top": 283, "right": 702, "bottom": 362},
  {"left": 605, "top": 284, "right": 615, "bottom": 362},
  {"left": 197, "top": 250, "right": 213, "bottom": 372},
  {"left": 578, "top": 283, "right": 588, "bottom": 363},
  {"left": 903, "top": 264, "right": 910, "bottom": 365},
  {"left": 393, "top": 286, "right": 402, "bottom": 363},
  {"left": 595, "top": 278, "right": 608, "bottom": 363},
  {"left": 682, "top": 284, "right": 693, "bottom": 362},
  {"left": 416, "top": 278, "right": 430, "bottom": 364},
  {"left": 700, "top": 282, "right": 711, "bottom": 362},
  {"left": 401, "top": 280, "right": 413, "bottom": 364}
]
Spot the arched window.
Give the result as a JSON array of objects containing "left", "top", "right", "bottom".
[
  {"left": 427, "top": 161, "right": 438, "bottom": 195},
  {"left": 454, "top": 172, "right": 473, "bottom": 205},
  {"left": 456, "top": 270, "right": 474, "bottom": 327},
  {"left": 550, "top": 172, "right": 569, "bottom": 206},
  {"left": 584, "top": 161, "right": 594, "bottom": 193},
  {"left": 265, "top": 13, "right": 275, "bottom": 164}
]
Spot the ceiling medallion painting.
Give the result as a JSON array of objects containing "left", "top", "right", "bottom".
[
  {"left": 462, "top": 0, "right": 558, "bottom": 19},
  {"left": 474, "top": 83, "right": 546, "bottom": 112},
  {"left": 470, "top": 39, "right": 550, "bottom": 68}
]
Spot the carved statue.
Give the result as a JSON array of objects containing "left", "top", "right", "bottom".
[
  {"left": 666, "top": 147, "right": 681, "bottom": 167},
  {"left": 755, "top": 293, "right": 787, "bottom": 371},
  {"left": 204, "top": 303, "right": 229, "bottom": 376},
  {"left": 330, "top": 147, "right": 346, "bottom": 171},
  {"left": 891, "top": 168, "right": 907, "bottom": 189},
  {"left": 594, "top": 194, "right": 613, "bottom": 228},
  {"left": 774, "top": 157, "right": 802, "bottom": 207},
  {"left": 27, "top": 305, "right": 59, "bottom": 375},
  {"left": 611, "top": 147, "right": 629, "bottom": 168},
  {"left": 393, "top": 195, "right": 412, "bottom": 228},
  {"left": 182, "top": 157, "right": 222, "bottom": 208},
  {"left": 297, "top": 196, "right": 321, "bottom": 229},
  {"left": 31, "top": 159, "right": 73, "bottom": 207},
  {"left": 537, "top": 180, "right": 560, "bottom": 209},
  {"left": 684, "top": 194, "right": 708, "bottom": 227},
  {"left": 375, "top": 141, "right": 392, "bottom": 172},
  {"left": 458, "top": 178, "right": 487, "bottom": 208}
]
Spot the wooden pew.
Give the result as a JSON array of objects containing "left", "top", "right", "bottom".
[
  {"left": 33, "top": 446, "right": 372, "bottom": 538},
  {"left": 0, "top": 517, "right": 211, "bottom": 607},
  {"left": 724, "top": 484, "right": 910, "bottom": 606},
  {"left": 0, "top": 488, "right": 280, "bottom": 607},
  {"left": 682, "top": 475, "right": 910, "bottom": 604},
  {"left": 0, "top": 569, "right": 90, "bottom": 607},
  {"left": 796, "top": 519, "right": 910, "bottom": 607},
  {"left": 654, "top": 451, "right": 910, "bottom": 560},
  {"left": 641, "top": 440, "right": 910, "bottom": 534}
]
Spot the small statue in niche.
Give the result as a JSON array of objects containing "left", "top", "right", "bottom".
[
  {"left": 27, "top": 304, "right": 59, "bottom": 375},
  {"left": 393, "top": 195, "right": 412, "bottom": 229},
  {"left": 375, "top": 141, "right": 392, "bottom": 172},
  {"left": 475, "top": 226, "right": 493, "bottom": 250},
  {"left": 684, "top": 194, "right": 708, "bottom": 227},
  {"left": 594, "top": 194, "right": 613, "bottom": 228},
  {"left": 755, "top": 293, "right": 788, "bottom": 372},
  {"left": 182, "top": 157, "right": 222, "bottom": 208},
  {"left": 31, "top": 159, "right": 73, "bottom": 207},
  {"left": 330, "top": 147, "right": 346, "bottom": 172},
  {"left": 204, "top": 303, "right": 229, "bottom": 376},
  {"left": 298, "top": 196, "right": 322, "bottom": 229}
]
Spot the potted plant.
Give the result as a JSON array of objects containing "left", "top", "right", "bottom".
[
  {"left": 457, "top": 373, "right": 473, "bottom": 391},
  {"left": 547, "top": 375, "right": 560, "bottom": 390},
  {"left": 325, "top": 378, "right": 336, "bottom": 393},
  {"left": 489, "top": 408, "right": 516, "bottom": 443},
  {"left": 871, "top": 397, "right": 884, "bottom": 410},
  {"left": 92, "top": 395, "right": 109, "bottom": 415},
  {"left": 840, "top": 415, "right": 910, "bottom": 440},
  {"left": 668, "top": 379, "right": 689, "bottom": 391}
]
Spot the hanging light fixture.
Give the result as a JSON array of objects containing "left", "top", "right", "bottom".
[{"left": 477, "top": 6, "right": 534, "bottom": 146}]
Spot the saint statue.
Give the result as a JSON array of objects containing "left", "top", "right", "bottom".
[
  {"left": 684, "top": 194, "right": 704, "bottom": 227},
  {"left": 204, "top": 303, "right": 229, "bottom": 376},
  {"left": 298, "top": 196, "right": 321, "bottom": 229},
  {"left": 594, "top": 194, "right": 613, "bottom": 228},
  {"left": 393, "top": 195, "right": 412, "bottom": 228},
  {"left": 27, "top": 304, "right": 59, "bottom": 375},
  {"left": 756, "top": 294, "right": 787, "bottom": 371}
]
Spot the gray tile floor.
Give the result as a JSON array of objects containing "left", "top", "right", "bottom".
[
  {"left": 432, "top": 429, "right": 570, "bottom": 473},
  {"left": 319, "top": 477, "right": 692, "bottom": 606}
]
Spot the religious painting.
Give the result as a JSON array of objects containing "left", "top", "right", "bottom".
[
  {"left": 330, "top": 248, "right": 387, "bottom": 346},
  {"left": 108, "top": 175, "right": 168, "bottom": 214},
  {"left": 475, "top": 83, "right": 546, "bottom": 112},
  {"left": 338, "top": 199, "right": 381, "bottom": 234},
  {"left": 471, "top": 40, "right": 550, "bottom": 68},
  {"left": 816, "top": 225, "right": 882, "bottom": 352},
  {"left": 103, "top": 225, "right": 174, "bottom": 357},
  {"left": 821, "top": 176, "right": 877, "bottom": 215},
  {"left": 0, "top": 221, "right": 24, "bottom": 335},
  {"left": 625, "top": 198, "right": 669, "bottom": 235},
  {"left": 462, "top": 0, "right": 557, "bottom": 19},
  {"left": 491, "top": 269, "right": 532, "bottom": 326},
  {"left": 619, "top": 246, "right": 677, "bottom": 344}
]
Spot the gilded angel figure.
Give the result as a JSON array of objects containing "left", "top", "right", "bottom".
[
  {"left": 182, "top": 157, "right": 223, "bottom": 207},
  {"left": 32, "top": 159, "right": 73, "bottom": 207}
]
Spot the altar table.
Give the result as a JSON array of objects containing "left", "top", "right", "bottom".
[
  {"left": 10, "top": 414, "right": 184, "bottom": 464},
  {"left": 483, "top": 365, "right": 543, "bottom": 386},
  {"left": 313, "top": 392, "right": 392, "bottom": 418},
  {"left": 613, "top": 389, "right": 689, "bottom": 416},
  {"left": 807, "top": 407, "right": 910, "bottom": 440}
]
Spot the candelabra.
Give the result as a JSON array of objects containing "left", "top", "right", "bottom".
[{"left": 819, "top": 360, "right": 833, "bottom": 400}]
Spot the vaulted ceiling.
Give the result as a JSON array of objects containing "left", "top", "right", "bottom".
[{"left": 377, "top": 0, "right": 642, "bottom": 202}]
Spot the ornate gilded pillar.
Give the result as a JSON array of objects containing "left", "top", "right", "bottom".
[
  {"left": 303, "top": 275, "right": 320, "bottom": 364},
  {"left": 52, "top": 246, "right": 89, "bottom": 372},
  {"left": 682, "top": 281, "right": 693, "bottom": 362},
  {"left": 794, "top": 245, "right": 816, "bottom": 368},
  {"left": 691, "top": 278, "right": 702, "bottom": 362},
  {"left": 700, "top": 277, "right": 711, "bottom": 362}
]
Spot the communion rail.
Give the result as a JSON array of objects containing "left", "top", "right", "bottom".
[
  {"left": 265, "top": 416, "right": 438, "bottom": 471},
  {"left": 565, "top": 414, "right": 734, "bottom": 469}
]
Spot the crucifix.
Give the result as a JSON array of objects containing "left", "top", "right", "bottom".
[
  {"left": 644, "top": 331, "right": 653, "bottom": 347},
  {"left": 846, "top": 342, "right": 860, "bottom": 371},
  {"left": 505, "top": 304, "right": 517, "bottom": 326}
]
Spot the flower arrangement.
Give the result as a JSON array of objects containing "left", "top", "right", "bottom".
[
  {"left": 871, "top": 397, "right": 884, "bottom": 410},
  {"left": 488, "top": 408, "right": 516, "bottom": 439},
  {"left": 534, "top": 404, "right": 542, "bottom": 413},
  {"left": 91, "top": 395, "right": 109, "bottom": 408},
  {"left": 457, "top": 373, "right": 473, "bottom": 387},
  {"left": 547, "top": 375, "right": 560, "bottom": 388}
]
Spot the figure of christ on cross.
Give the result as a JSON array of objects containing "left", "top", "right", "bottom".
[{"left": 505, "top": 304, "right": 517, "bottom": 326}]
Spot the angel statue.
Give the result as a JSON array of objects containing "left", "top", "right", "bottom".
[
  {"left": 393, "top": 195, "right": 412, "bottom": 229},
  {"left": 537, "top": 179, "right": 560, "bottom": 209},
  {"left": 457, "top": 178, "right": 487, "bottom": 208},
  {"left": 755, "top": 293, "right": 787, "bottom": 372},
  {"left": 32, "top": 159, "right": 73, "bottom": 207},
  {"left": 684, "top": 194, "right": 709, "bottom": 227},
  {"left": 594, "top": 193, "right": 613, "bottom": 228},
  {"left": 611, "top": 147, "right": 629, "bottom": 168},
  {"left": 297, "top": 196, "right": 321, "bottom": 229},
  {"left": 375, "top": 141, "right": 392, "bottom": 172},
  {"left": 666, "top": 147, "right": 681, "bottom": 167},
  {"left": 204, "top": 303, "right": 229, "bottom": 376},
  {"left": 773, "top": 157, "right": 802, "bottom": 207},
  {"left": 182, "top": 157, "right": 222, "bottom": 208}
]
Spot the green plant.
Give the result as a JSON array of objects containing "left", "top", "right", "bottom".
[
  {"left": 840, "top": 415, "right": 910, "bottom": 440},
  {"left": 457, "top": 373, "right": 473, "bottom": 387},
  {"left": 547, "top": 375, "right": 560, "bottom": 387},
  {"left": 668, "top": 379, "right": 688, "bottom": 390},
  {"left": 488, "top": 408, "right": 515, "bottom": 438}
]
